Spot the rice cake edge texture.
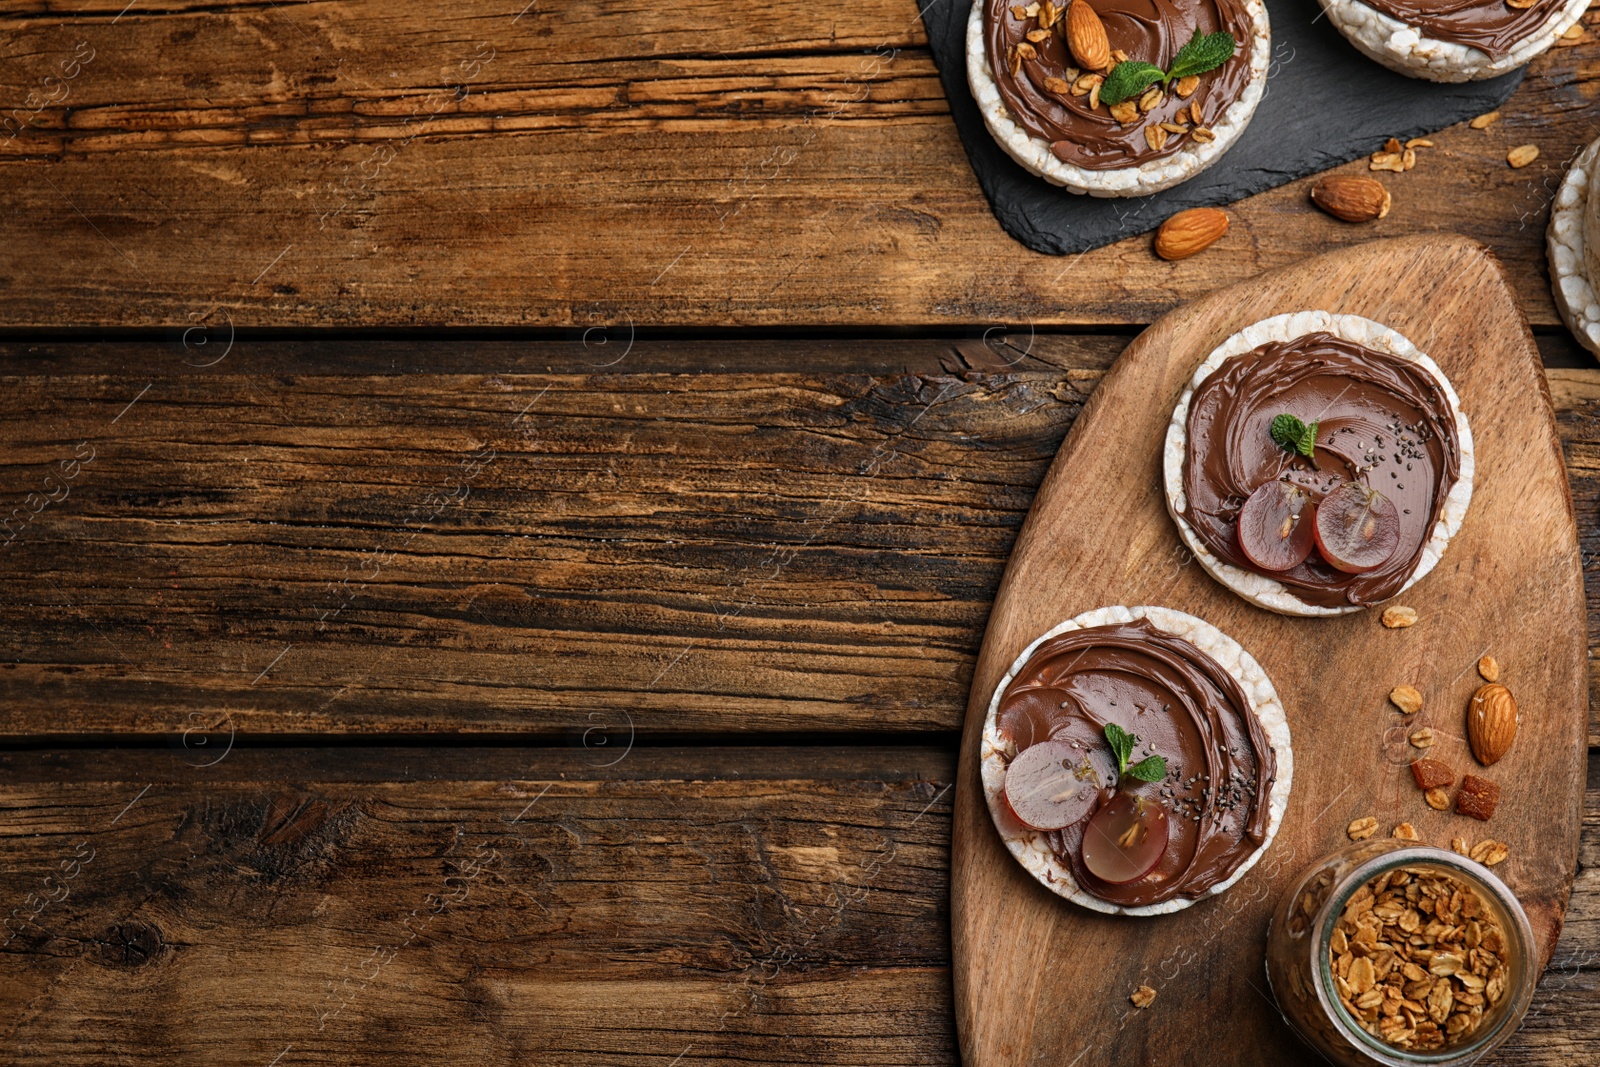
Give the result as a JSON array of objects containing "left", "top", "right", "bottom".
[
  {"left": 965, "top": 0, "right": 1272, "bottom": 196},
  {"left": 980, "top": 604, "right": 1294, "bottom": 917},
  {"left": 1162, "top": 311, "right": 1475, "bottom": 617},
  {"left": 1548, "top": 136, "right": 1600, "bottom": 357},
  {"left": 1317, "top": 0, "right": 1587, "bottom": 82}
]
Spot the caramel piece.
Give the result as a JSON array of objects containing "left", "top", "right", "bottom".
[
  {"left": 1455, "top": 774, "right": 1499, "bottom": 821},
  {"left": 1409, "top": 758, "right": 1453, "bottom": 791}
]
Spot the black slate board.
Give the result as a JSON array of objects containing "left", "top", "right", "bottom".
[{"left": 921, "top": 0, "right": 1523, "bottom": 255}]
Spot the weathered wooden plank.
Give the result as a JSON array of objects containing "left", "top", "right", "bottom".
[
  {"left": 0, "top": 333, "right": 1130, "bottom": 377},
  {"left": 0, "top": 744, "right": 1595, "bottom": 1065},
  {"left": 1, "top": 345, "right": 1596, "bottom": 739},
  {"left": 0, "top": 745, "right": 956, "bottom": 1066},
  {"left": 0, "top": 356, "right": 1091, "bottom": 738},
  {"left": 1550, "top": 366, "right": 1600, "bottom": 743},
  {"left": 0, "top": 3, "right": 1596, "bottom": 328}
]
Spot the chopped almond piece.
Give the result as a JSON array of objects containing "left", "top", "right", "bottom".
[
  {"left": 1507, "top": 144, "right": 1540, "bottom": 169},
  {"left": 1381, "top": 606, "right": 1417, "bottom": 628},
  {"left": 1390, "top": 685, "right": 1423, "bottom": 714},
  {"left": 1348, "top": 816, "right": 1379, "bottom": 840}
]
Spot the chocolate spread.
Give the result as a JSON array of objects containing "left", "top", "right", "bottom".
[
  {"left": 984, "top": 0, "right": 1254, "bottom": 169},
  {"left": 1180, "top": 332, "right": 1461, "bottom": 609},
  {"left": 996, "top": 618, "right": 1275, "bottom": 907},
  {"left": 1354, "top": 0, "right": 1564, "bottom": 58}
]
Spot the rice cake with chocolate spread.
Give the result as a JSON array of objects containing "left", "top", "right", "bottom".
[
  {"left": 1548, "top": 136, "right": 1600, "bottom": 358},
  {"left": 1163, "top": 311, "right": 1475, "bottom": 616},
  {"left": 966, "top": 0, "right": 1270, "bottom": 195},
  {"left": 981, "top": 605, "right": 1292, "bottom": 917},
  {"left": 1318, "top": 0, "right": 1587, "bottom": 81}
]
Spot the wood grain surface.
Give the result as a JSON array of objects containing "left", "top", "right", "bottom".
[
  {"left": 0, "top": 745, "right": 1596, "bottom": 1066},
  {"left": 0, "top": 1, "right": 1598, "bottom": 328},
  {"left": 0, "top": 352, "right": 1093, "bottom": 738},
  {"left": 4, "top": 0, "right": 1600, "bottom": 1060},
  {"left": 2, "top": 334, "right": 1598, "bottom": 741},
  {"left": 0, "top": 326, "right": 1596, "bottom": 1065},
  {"left": 0, "top": 745, "right": 954, "bottom": 1067},
  {"left": 951, "top": 236, "right": 1587, "bottom": 1065}
]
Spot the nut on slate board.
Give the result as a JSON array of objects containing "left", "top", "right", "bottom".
[
  {"left": 1155, "top": 208, "right": 1228, "bottom": 260},
  {"left": 1311, "top": 176, "right": 1391, "bottom": 222}
]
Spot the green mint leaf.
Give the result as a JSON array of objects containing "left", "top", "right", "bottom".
[
  {"left": 1126, "top": 755, "right": 1168, "bottom": 783},
  {"left": 1103, "top": 722, "right": 1135, "bottom": 775},
  {"left": 1165, "top": 28, "right": 1237, "bottom": 83},
  {"left": 1099, "top": 61, "right": 1164, "bottom": 107},
  {"left": 1297, "top": 419, "right": 1319, "bottom": 457},
  {"left": 1270, "top": 413, "right": 1317, "bottom": 458},
  {"left": 1269, "top": 413, "right": 1304, "bottom": 450}
]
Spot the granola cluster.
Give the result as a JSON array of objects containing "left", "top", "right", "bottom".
[{"left": 1330, "top": 866, "right": 1509, "bottom": 1052}]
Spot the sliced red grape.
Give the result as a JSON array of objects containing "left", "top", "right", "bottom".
[
  {"left": 1003, "top": 740, "right": 1103, "bottom": 831},
  {"left": 1080, "top": 792, "right": 1170, "bottom": 885},
  {"left": 1236, "top": 479, "right": 1316, "bottom": 572},
  {"left": 1313, "top": 482, "right": 1401, "bottom": 573}
]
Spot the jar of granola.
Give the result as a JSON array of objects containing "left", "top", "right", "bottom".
[{"left": 1264, "top": 841, "right": 1537, "bottom": 1066}]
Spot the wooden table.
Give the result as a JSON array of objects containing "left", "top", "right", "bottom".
[{"left": 0, "top": 3, "right": 1596, "bottom": 1064}]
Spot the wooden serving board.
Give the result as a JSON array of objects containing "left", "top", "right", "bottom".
[{"left": 951, "top": 235, "right": 1587, "bottom": 1066}]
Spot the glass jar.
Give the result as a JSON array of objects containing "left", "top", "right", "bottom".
[{"left": 1264, "top": 841, "right": 1537, "bottom": 1066}]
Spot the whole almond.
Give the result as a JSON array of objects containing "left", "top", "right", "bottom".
[
  {"left": 1311, "top": 176, "right": 1392, "bottom": 223},
  {"left": 1154, "top": 207, "right": 1228, "bottom": 261},
  {"left": 1467, "top": 683, "right": 1517, "bottom": 766},
  {"left": 1066, "top": 0, "right": 1111, "bottom": 72}
]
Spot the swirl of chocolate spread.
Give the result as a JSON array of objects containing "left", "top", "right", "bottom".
[
  {"left": 1353, "top": 0, "right": 1565, "bottom": 58},
  {"left": 1180, "top": 332, "right": 1462, "bottom": 609},
  {"left": 996, "top": 618, "right": 1275, "bottom": 907},
  {"left": 984, "top": 0, "right": 1255, "bottom": 169}
]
